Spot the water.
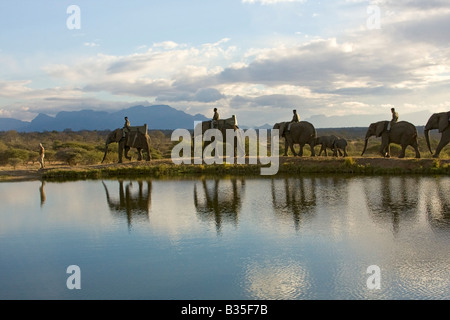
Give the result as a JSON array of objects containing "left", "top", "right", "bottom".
[{"left": 0, "top": 175, "right": 449, "bottom": 300}]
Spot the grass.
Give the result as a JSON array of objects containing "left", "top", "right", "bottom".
[{"left": 39, "top": 157, "right": 450, "bottom": 181}]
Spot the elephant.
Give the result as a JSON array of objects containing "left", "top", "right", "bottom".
[
  {"left": 102, "top": 125, "right": 151, "bottom": 163},
  {"left": 315, "top": 135, "right": 339, "bottom": 156},
  {"left": 196, "top": 115, "right": 243, "bottom": 156},
  {"left": 361, "top": 121, "right": 420, "bottom": 158},
  {"left": 424, "top": 111, "right": 450, "bottom": 158},
  {"left": 273, "top": 121, "right": 316, "bottom": 157},
  {"left": 333, "top": 138, "right": 348, "bottom": 157}
]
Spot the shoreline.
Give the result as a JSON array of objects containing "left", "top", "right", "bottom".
[{"left": 1, "top": 157, "right": 449, "bottom": 182}]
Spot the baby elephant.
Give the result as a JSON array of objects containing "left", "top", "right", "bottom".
[
  {"left": 333, "top": 138, "right": 348, "bottom": 157},
  {"left": 316, "top": 135, "right": 339, "bottom": 156}
]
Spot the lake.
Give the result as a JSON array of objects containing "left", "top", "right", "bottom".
[{"left": 0, "top": 175, "right": 449, "bottom": 300}]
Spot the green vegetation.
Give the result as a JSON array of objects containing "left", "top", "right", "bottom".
[
  {"left": 0, "top": 128, "right": 448, "bottom": 181},
  {"left": 39, "top": 158, "right": 449, "bottom": 181},
  {"left": 0, "top": 130, "right": 172, "bottom": 166}
]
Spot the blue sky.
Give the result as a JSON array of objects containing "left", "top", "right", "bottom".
[{"left": 1, "top": 0, "right": 450, "bottom": 126}]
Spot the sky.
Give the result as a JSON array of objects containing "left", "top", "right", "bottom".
[{"left": 0, "top": 0, "right": 450, "bottom": 127}]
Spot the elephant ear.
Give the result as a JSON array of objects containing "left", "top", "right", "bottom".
[
  {"left": 115, "top": 129, "right": 123, "bottom": 141},
  {"left": 375, "top": 122, "right": 385, "bottom": 137},
  {"left": 279, "top": 122, "right": 286, "bottom": 135},
  {"left": 438, "top": 113, "right": 449, "bottom": 133}
]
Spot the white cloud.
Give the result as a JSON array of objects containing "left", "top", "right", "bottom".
[
  {"left": 83, "top": 42, "right": 100, "bottom": 47},
  {"left": 2, "top": 1, "right": 450, "bottom": 126}
]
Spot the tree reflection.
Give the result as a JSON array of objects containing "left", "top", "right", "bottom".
[
  {"left": 271, "top": 177, "right": 317, "bottom": 230},
  {"left": 363, "top": 176, "right": 420, "bottom": 234},
  {"left": 193, "top": 178, "right": 245, "bottom": 234},
  {"left": 102, "top": 180, "right": 152, "bottom": 229}
]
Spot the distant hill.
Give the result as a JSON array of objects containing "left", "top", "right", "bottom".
[
  {"left": 0, "top": 105, "right": 438, "bottom": 133},
  {"left": 304, "top": 110, "right": 432, "bottom": 128},
  {"left": 0, "top": 105, "right": 209, "bottom": 132},
  {"left": 0, "top": 118, "right": 29, "bottom": 131}
]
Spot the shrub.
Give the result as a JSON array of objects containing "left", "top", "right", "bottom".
[{"left": 8, "top": 157, "right": 22, "bottom": 169}]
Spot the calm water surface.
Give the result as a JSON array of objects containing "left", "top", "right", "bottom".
[{"left": 0, "top": 175, "right": 449, "bottom": 300}]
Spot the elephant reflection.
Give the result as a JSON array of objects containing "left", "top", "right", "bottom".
[
  {"left": 271, "top": 177, "right": 317, "bottom": 230},
  {"left": 363, "top": 177, "right": 420, "bottom": 234},
  {"left": 193, "top": 178, "right": 245, "bottom": 233},
  {"left": 423, "top": 178, "right": 450, "bottom": 230},
  {"left": 102, "top": 180, "right": 152, "bottom": 228}
]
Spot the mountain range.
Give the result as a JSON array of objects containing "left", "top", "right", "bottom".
[
  {"left": 0, "top": 105, "right": 434, "bottom": 132},
  {"left": 0, "top": 105, "right": 209, "bottom": 132}
]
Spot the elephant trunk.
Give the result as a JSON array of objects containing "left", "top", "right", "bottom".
[
  {"left": 102, "top": 142, "right": 110, "bottom": 163},
  {"left": 424, "top": 129, "right": 433, "bottom": 154},
  {"left": 361, "top": 138, "right": 369, "bottom": 156}
]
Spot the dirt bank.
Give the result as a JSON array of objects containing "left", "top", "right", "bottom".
[{"left": 0, "top": 157, "right": 448, "bottom": 182}]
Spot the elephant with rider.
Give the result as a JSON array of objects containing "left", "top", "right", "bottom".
[
  {"left": 273, "top": 121, "right": 316, "bottom": 157},
  {"left": 102, "top": 125, "right": 151, "bottom": 163},
  {"left": 361, "top": 120, "right": 420, "bottom": 158}
]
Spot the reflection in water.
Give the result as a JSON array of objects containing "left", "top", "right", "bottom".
[
  {"left": 271, "top": 177, "right": 317, "bottom": 230},
  {"left": 193, "top": 178, "right": 245, "bottom": 233},
  {"left": 102, "top": 180, "right": 152, "bottom": 228},
  {"left": 363, "top": 176, "right": 420, "bottom": 234},
  {"left": 39, "top": 181, "right": 46, "bottom": 207},
  {"left": 4, "top": 176, "right": 448, "bottom": 299},
  {"left": 424, "top": 178, "right": 450, "bottom": 230}
]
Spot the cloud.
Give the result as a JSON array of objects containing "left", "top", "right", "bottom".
[
  {"left": 83, "top": 42, "right": 100, "bottom": 47},
  {"left": 3, "top": 1, "right": 450, "bottom": 126}
]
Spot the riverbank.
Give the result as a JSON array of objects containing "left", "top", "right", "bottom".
[{"left": 1, "top": 157, "right": 449, "bottom": 182}]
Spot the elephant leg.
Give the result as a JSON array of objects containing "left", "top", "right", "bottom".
[
  {"left": 433, "top": 133, "right": 449, "bottom": 158},
  {"left": 380, "top": 145, "right": 390, "bottom": 158},
  {"left": 289, "top": 142, "right": 297, "bottom": 156},
  {"left": 298, "top": 144, "right": 304, "bottom": 157},
  {"left": 399, "top": 145, "right": 406, "bottom": 158},
  {"left": 310, "top": 144, "right": 316, "bottom": 157},
  {"left": 118, "top": 145, "right": 123, "bottom": 163},
  {"left": 137, "top": 149, "right": 143, "bottom": 161},
  {"left": 283, "top": 139, "right": 288, "bottom": 156},
  {"left": 124, "top": 146, "right": 132, "bottom": 161}
]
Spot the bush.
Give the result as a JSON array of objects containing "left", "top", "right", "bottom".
[
  {"left": 8, "top": 157, "right": 22, "bottom": 169},
  {"left": 55, "top": 148, "right": 84, "bottom": 165}
]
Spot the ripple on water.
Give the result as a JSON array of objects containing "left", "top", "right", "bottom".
[{"left": 242, "top": 259, "right": 313, "bottom": 300}]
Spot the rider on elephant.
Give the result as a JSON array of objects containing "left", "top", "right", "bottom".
[
  {"left": 387, "top": 108, "right": 399, "bottom": 132},
  {"left": 123, "top": 116, "right": 130, "bottom": 140},
  {"left": 284, "top": 109, "right": 300, "bottom": 137},
  {"left": 211, "top": 108, "right": 220, "bottom": 129}
]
